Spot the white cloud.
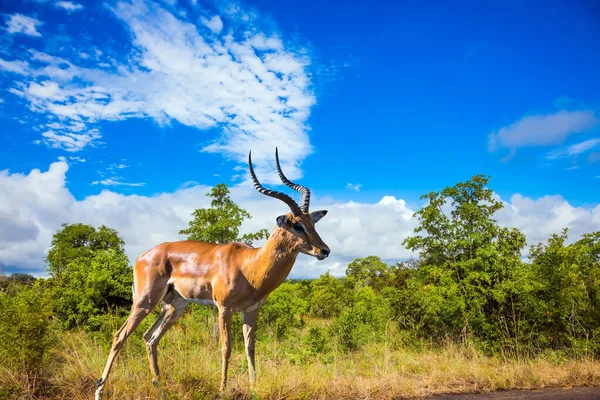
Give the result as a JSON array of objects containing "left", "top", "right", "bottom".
[
  {"left": 91, "top": 178, "right": 145, "bottom": 187},
  {"left": 0, "top": 59, "right": 31, "bottom": 75},
  {"left": 496, "top": 194, "right": 600, "bottom": 247},
  {"left": 27, "top": 81, "right": 62, "bottom": 99},
  {"left": 54, "top": 1, "right": 84, "bottom": 12},
  {"left": 489, "top": 110, "right": 599, "bottom": 155},
  {"left": 3, "top": 14, "right": 43, "bottom": 37},
  {"left": 0, "top": 1, "right": 315, "bottom": 180},
  {"left": 345, "top": 183, "right": 362, "bottom": 192},
  {"left": 200, "top": 15, "right": 223, "bottom": 33},
  {"left": 40, "top": 129, "right": 101, "bottom": 152},
  {"left": 2, "top": 162, "right": 600, "bottom": 278},
  {"left": 546, "top": 138, "right": 600, "bottom": 160}
]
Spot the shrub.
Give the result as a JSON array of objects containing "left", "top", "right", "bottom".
[
  {"left": 259, "top": 282, "right": 307, "bottom": 339},
  {"left": 0, "top": 283, "right": 55, "bottom": 375},
  {"left": 332, "top": 286, "right": 392, "bottom": 352},
  {"left": 305, "top": 326, "right": 329, "bottom": 354}
]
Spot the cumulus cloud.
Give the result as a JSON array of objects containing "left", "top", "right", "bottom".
[
  {"left": 496, "top": 194, "right": 600, "bottom": 247},
  {"left": 54, "top": 1, "right": 84, "bottom": 12},
  {"left": 3, "top": 14, "right": 43, "bottom": 37},
  {"left": 2, "top": 162, "right": 599, "bottom": 277},
  {"left": 0, "top": 1, "right": 315, "bottom": 180},
  {"left": 345, "top": 183, "right": 362, "bottom": 192},
  {"left": 489, "top": 110, "right": 599, "bottom": 156}
]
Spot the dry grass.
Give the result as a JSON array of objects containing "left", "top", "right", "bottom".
[{"left": 2, "top": 313, "right": 600, "bottom": 400}]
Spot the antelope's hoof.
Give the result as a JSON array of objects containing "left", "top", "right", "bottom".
[
  {"left": 152, "top": 379, "right": 159, "bottom": 387},
  {"left": 94, "top": 387, "right": 104, "bottom": 400},
  {"left": 95, "top": 378, "right": 103, "bottom": 387}
]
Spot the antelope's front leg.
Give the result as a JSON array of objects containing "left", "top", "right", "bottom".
[
  {"left": 218, "top": 307, "right": 232, "bottom": 392},
  {"left": 242, "top": 310, "right": 258, "bottom": 388}
]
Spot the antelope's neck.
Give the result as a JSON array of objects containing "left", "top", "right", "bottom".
[{"left": 245, "top": 227, "right": 298, "bottom": 295}]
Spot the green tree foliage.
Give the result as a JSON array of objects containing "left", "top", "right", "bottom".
[
  {"left": 259, "top": 282, "right": 308, "bottom": 338},
  {"left": 332, "top": 286, "right": 392, "bottom": 351},
  {"left": 307, "top": 272, "right": 346, "bottom": 318},
  {"left": 0, "top": 273, "right": 36, "bottom": 293},
  {"left": 179, "top": 183, "right": 269, "bottom": 245},
  {"left": 0, "top": 282, "right": 55, "bottom": 375},
  {"left": 305, "top": 326, "right": 329, "bottom": 354},
  {"left": 402, "top": 175, "right": 531, "bottom": 351},
  {"left": 527, "top": 230, "right": 600, "bottom": 352},
  {"left": 47, "top": 223, "right": 125, "bottom": 279},
  {"left": 46, "top": 223, "right": 133, "bottom": 329},
  {"left": 345, "top": 256, "right": 394, "bottom": 291}
]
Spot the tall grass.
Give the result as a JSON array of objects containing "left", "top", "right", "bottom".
[{"left": 2, "top": 309, "right": 600, "bottom": 400}]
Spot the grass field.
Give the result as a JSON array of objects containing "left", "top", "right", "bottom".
[{"left": 2, "top": 310, "right": 600, "bottom": 400}]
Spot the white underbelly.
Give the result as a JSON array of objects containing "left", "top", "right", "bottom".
[
  {"left": 241, "top": 298, "right": 265, "bottom": 312},
  {"left": 186, "top": 298, "right": 217, "bottom": 307}
]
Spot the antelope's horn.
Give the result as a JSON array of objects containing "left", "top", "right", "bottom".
[
  {"left": 248, "top": 151, "right": 303, "bottom": 217},
  {"left": 275, "top": 147, "right": 311, "bottom": 213}
]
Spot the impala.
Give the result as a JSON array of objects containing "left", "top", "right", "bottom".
[{"left": 95, "top": 149, "right": 330, "bottom": 400}]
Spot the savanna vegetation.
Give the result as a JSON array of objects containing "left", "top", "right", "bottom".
[{"left": 2, "top": 177, "right": 600, "bottom": 399}]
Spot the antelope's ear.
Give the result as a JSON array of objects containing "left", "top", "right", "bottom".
[
  {"left": 276, "top": 215, "right": 289, "bottom": 228},
  {"left": 310, "top": 210, "right": 328, "bottom": 224}
]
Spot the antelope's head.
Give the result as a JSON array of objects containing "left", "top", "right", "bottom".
[{"left": 249, "top": 149, "right": 330, "bottom": 260}]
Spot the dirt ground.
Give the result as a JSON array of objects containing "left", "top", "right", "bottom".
[{"left": 430, "top": 387, "right": 600, "bottom": 400}]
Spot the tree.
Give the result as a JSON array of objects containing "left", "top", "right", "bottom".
[
  {"left": 346, "top": 256, "right": 394, "bottom": 291},
  {"left": 179, "top": 183, "right": 269, "bottom": 245},
  {"left": 401, "top": 175, "right": 529, "bottom": 349},
  {"left": 46, "top": 223, "right": 133, "bottom": 329},
  {"left": 308, "top": 272, "right": 346, "bottom": 319},
  {"left": 528, "top": 229, "right": 600, "bottom": 351},
  {"left": 0, "top": 273, "right": 36, "bottom": 294},
  {"left": 403, "top": 174, "right": 504, "bottom": 266},
  {"left": 47, "top": 223, "right": 125, "bottom": 280}
]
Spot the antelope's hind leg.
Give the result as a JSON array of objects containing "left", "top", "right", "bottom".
[
  {"left": 242, "top": 310, "right": 258, "bottom": 389},
  {"left": 143, "top": 287, "right": 189, "bottom": 386},
  {"left": 94, "top": 285, "right": 168, "bottom": 400},
  {"left": 218, "top": 307, "right": 233, "bottom": 392}
]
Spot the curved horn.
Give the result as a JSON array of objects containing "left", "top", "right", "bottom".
[
  {"left": 248, "top": 151, "right": 303, "bottom": 217},
  {"left": 275, "top": 147, "right": 311, "bottom": 213}
]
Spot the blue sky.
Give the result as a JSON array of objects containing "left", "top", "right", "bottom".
[{"left": 1, "top": 0, "right": 599, "bottom": 276}]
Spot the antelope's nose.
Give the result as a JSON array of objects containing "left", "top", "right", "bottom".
[{"left": 321, "top": 248, "right": 330, "bottom": 257}]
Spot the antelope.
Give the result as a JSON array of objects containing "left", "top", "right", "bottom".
[{"left": 94, "top": 149, "right": 330, "bottom": 400}]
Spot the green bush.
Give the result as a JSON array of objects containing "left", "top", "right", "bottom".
[
  {"left": 259, "top": 282, "right": 307, "bottom": 339},
  {"left": 46, "top": 224, "right": 133, "bottom": 330},
  {"left": 0, "top": 283, "right": 55, "bottom": 375},
  {"left": 305, "top": 326, "right": 329, "bottom": 354},
  {"left": 307, "top": 272, "right": 346, "bottom": 319},
  {"left": 332, "top": 286, "right": 392, "bottom": 352},
  {"left": 526, "top": 230, "right": 600, "bottom": 354}
]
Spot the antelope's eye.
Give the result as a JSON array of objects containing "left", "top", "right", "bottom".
[{"left": 293, "top": 223, "right": 305, "bottom": 233}]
